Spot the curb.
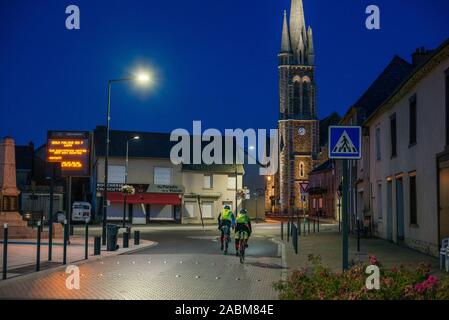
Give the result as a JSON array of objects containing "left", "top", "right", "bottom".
[
  {"left": 0, "top": 241, "right": 158, "bottom": 286},
  {"left": 270, "top": 238, "right": 288, "bottom": 281}
]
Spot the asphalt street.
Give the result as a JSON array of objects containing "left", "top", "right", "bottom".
[{"left": 0, "top": 225, "right": 284, "bottom": 300}]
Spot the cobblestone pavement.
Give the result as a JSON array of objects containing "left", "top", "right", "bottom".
[{"left": 0, "top": 227, "right": 283, "bottom": 299}]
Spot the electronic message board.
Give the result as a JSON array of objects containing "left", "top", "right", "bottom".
[{"left": 47, "top": 131, "right": 91, "bottom": 177}]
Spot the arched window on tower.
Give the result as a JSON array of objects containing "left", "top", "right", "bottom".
[
  {"left": 299, "top": 162, "right": 305, "bottom": 178},
  {"left": 293, "top": 78, "right": 301, "bottom": 117},
  {"left": 302, "top": 77, "right": 311, "bottom": 119}
]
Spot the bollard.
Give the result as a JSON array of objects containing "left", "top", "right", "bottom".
[
  {"left": 134, "top": 230, "right": 140, "bottom": 245},
  {"left": 123, "top": 232, "right": 129, "bottom": 248},
  {"left": 303, "top": 217, "right": 306, "bottom": 236},
  {"left": 317, "top": 215, "right": 320, "bottom": 232},
  {"left": 63, "top": 220, "right": 68, "bottom": 265},
  {"left": 357, "top": 218, "right": 361, "bottom": 252},
  {"left": 70, "top": 225, "right": 74, "bottom": 236},
  {"left": 280, "top": 221, "right": 284, "bottom": 240},
  {"left": 36, "top": 221, "right": 42, "bottom": 272},
  {"left": 287, "top": 220, "right": 290, "bottom": 242},
  {"left": 3, "top": 224, "right": 8, "bottom": 280},
  {"left": 94, "top": 236, "right": 101, "bottom": 255},
  {"left": 313, "top": 218, "right": 316, "bottom": 233},
  {"left": 84, "top": 221, "right": 89, "bottom": 259}
]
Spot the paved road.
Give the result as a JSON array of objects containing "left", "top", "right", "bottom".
[{"left": 0, "top": 226, "right": 283, "bottom": 300}]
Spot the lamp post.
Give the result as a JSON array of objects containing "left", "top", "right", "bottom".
[
  {"left": 102, "top": 73, "right": 151, "bottom": 245},
  {"left": 123, "top": 136, "right": 140, "bottom": 228}
]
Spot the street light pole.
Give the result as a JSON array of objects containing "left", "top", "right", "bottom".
[
  {"left": 123, "top": 136, "right": 139, "bottom": 228},
  {"left": 101, "top": 74, "right": 151, "bottom": 245}
]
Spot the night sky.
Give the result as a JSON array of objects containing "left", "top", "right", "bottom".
[{"left": 1, "top": 0, "right": 449, "bottom": 146}]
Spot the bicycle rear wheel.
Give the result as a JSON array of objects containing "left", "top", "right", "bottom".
[{"left": 239, "top": 238, "right": 245, "bottom": 263}]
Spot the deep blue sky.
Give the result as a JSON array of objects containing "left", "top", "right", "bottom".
[{"left": 1, "top": 0, "right": 449, "bottom": 146}]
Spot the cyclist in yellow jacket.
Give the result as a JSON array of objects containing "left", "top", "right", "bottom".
[
  {"left": 217, "top": 205, "right": 235, "bottom": 251},
  {"left": 234, "top": 209, "right": 252, "bottom": 255}
]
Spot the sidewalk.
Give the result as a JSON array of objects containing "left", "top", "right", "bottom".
[
  {"left": 278, "top": 226, "right": 444, "bottom": 276},
  {"left": 0, "top": 235, "right": 156, "bottom": 280}
]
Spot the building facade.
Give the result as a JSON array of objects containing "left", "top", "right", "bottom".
[
  {"left": 275, "top": 0, "right": 320, "bottom": 215},
  {"left": 308, "top": 160, "right": 337, "bottom": 220},
  {"left": 366, "top": 40, "right": 449, "bottom": 256},
  {"left": 93, "top": 127, "right": 244, "bottom": 225}
]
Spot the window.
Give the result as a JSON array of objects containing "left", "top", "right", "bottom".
[
  {"left": 293, "top": 80, "right": 301, "bottom": 116},
  {"left": 375, "top": 127, "right": 381, "bottom": 160},
  {"left": 299, "top": 162, "right": 305, "bottom": 178},
  {"left": 318, "top": 198, "right": 323, "bottom": 209},
  {"left": 201, "top": 202, "right": 214, "bottom": 219},
  {"left": 108, "top": 165, "right": 125, "bottom": 183},
  {"left": 390, "top": 114, "right": 397, "bottom": 158},
  {"left": 409, "top": 174, "right": 417, "bottom": 225},
  {"left": 303, "top": 82, "right": 311, "bottom": 118},
  {"left": 203, "top": 175, "right": 213, "bottom": 189},
  {"left": 409, "top": 95, "right": 417, "bottom": 146},
  {"left": 154, "top": 167, "right": 172, "bottom": 185},
  {"left": 312, "top": 198, "right": 316, "bottom": 209},
  {"left": 227, "top": 176, "right": 236, "bottom": 190},
  {"left": 184, "top": 202, "right": 196, "bottom": 218},
  {"left": 377, "top": 183, "right": 383, "bottom": 219}
]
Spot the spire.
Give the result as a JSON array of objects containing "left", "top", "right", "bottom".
[
  {"left": 280, "top": 10, "right": 292, "bottom": 53},
  {"left": 289, "top": 0, "right": 306, "bottom": 60},
  {"left": 307, "top": 26, "right": 315, "bottom": 65}
]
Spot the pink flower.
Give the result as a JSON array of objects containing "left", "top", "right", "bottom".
[{"left": 369, "top": 255, "right": 379, "bottom": 266}]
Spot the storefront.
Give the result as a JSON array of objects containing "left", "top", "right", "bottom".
[{"left": 97, "top": 183, "right": 184, "bottom": 224}]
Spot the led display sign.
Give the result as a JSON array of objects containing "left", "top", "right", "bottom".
[{"left": 47, "top": 131, "right": 91, "bottom": 176}]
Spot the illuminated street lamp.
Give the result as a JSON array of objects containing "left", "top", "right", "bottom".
[
  {"left": 122, "top": 135, "right": 140, "bottom": 228},
  {"left": 102, "top": 72, "right": 152, "bottom": 245}
]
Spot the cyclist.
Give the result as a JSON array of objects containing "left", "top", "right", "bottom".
[
  {"left": 234, "top": 208, "right": 252, "bottom": 256},
  {"left": 217, "top": 205, "right": 235, "bottom": 251}
]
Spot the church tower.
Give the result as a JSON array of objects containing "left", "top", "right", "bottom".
[{"left": 276, "top": 0, "right": 319, "bottom": 214}]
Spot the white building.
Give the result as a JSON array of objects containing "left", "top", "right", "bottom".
[{"left": 366, "top": 40, "right": 449, "bottom": 256}]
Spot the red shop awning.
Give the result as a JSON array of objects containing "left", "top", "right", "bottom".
[{"left": 107, "top": 192, "right": 181, "bottom": 205}]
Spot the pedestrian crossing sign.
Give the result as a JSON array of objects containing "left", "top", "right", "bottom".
[{"left": 328, "top": 126, "right": 362, "bottom": 159}]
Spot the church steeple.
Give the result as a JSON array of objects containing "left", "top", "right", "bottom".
[
  {"left": 280, "top": 10, "right": 292, "bottom": 53},
  {"left": 289, "top": 0, "right": 306, "bottom": 61},
  {"left": 307, "top": 26, "right": 315, "bottom": 65}
]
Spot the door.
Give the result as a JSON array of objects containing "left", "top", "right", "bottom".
[
  {"left": 396, "top": 177, "right": 405, "bottom": 242},
  {"left": 439, "top": 158, "right": 449, "bottom": 244},
  {"left": 386, "top": 180, "right": 393, "bottom": 241}
]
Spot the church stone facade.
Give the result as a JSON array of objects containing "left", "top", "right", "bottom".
[{"left": 272, "top": 0, "right": 320, "bottom": 215}]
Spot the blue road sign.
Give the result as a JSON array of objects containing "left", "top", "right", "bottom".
[{"left": 328, "top": 126, "right": 362, "bottom": 159}]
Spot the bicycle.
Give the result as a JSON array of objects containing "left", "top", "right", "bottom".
[
  {"left": 237, "top": 230, "right": 247, "bottom": 264},
  {"left": 221, "top": 225, "right": 231, "bottom": 255}
]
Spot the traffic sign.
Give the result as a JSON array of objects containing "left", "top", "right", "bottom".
[
  {"left": 328, "top": 126, "right": 362, "bottom": 159},
  {"left": 300, "top": 182, "right": 309, "bottom": 194}
]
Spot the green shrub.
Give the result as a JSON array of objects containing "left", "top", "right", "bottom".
[{"left": 274, "top": 254, "right": 449, "bottom": 300}]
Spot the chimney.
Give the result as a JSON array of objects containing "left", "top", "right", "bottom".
[{"left": 412, "top": 47, "right": 434, "bottom": 68}]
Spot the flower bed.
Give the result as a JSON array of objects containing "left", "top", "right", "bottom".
[{"left": 274, "top": 254, "right": 449, "bottom": 300}]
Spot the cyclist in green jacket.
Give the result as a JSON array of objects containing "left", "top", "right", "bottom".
[{"left": 234, "top": 209, "right": 252, "bottom": 255}]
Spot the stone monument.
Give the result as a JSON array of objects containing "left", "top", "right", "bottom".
[{"left": 0, "top": 137, "right": 35, "bottom": 238}]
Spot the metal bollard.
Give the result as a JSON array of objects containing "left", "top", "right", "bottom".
[
  {"left": 123, "top": 232, "right": 129, "bottom": 248},
  {"left": 94, "top": 236, "right": 101, "bottom": 255},
  {"left": 63, "top": 220, "right": 68, "bottom": 265},
  {"left": 313, "top": 218, "right": 316, "bottom": 233},
  {"left": 36, "top": 221, "right": 42, "bottom": 271},
  {"left": 3, "top": 224, "right": 8, "bottom": 280},
  {"left": 134, "top": 230, "right": 140, "bottom": 245},
  {"left": 84, "top": 221, "right": 89, "bottom": 259},
  {"left": 317, "top": 215, "right": 320, "bottom": 232},
  {"left": 287, "top": 220, "right": 290, "bottom": 242},
  {"left": 281, "top": 221, "right": 284, "bottom": 240}
]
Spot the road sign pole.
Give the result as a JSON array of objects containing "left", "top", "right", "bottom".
[{"left": 342, "top": 159, "right": 349, "bottom": 271}]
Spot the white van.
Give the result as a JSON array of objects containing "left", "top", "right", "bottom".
[{"left": 72, "top": 201, "right": 91, "bottom": 223}]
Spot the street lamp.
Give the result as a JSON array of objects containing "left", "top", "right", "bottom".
[
  {"left": 102, "top": 72, "right": 151, "bottom": 245},
  {"left": 123, "top": 136, "right": 140, "bottom": 228}
]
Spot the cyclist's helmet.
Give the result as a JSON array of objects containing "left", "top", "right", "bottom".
[
  {"left": 224, "top": 205, "right": 231, "bottom": 210},
  {"left": 239, "top": 209, "right": 248, "bottom": 215}
]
